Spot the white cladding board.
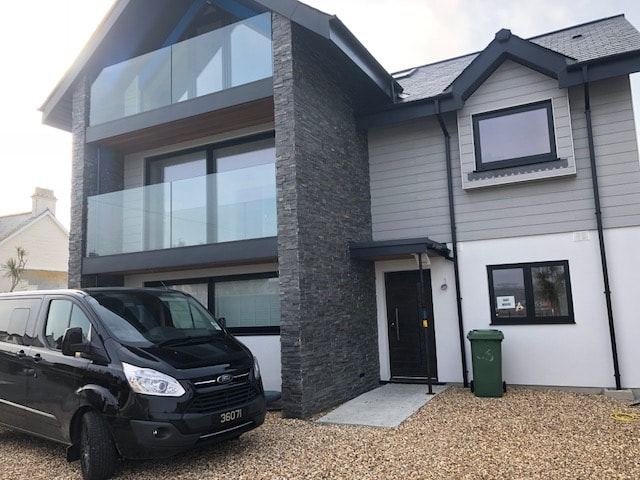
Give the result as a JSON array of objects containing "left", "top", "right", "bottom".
[
  {"left": 368, "top": 73, "right": 640, "bottom": 243},
  {"left": 457, "top": 60, "right": 576, "bottom": 189}
]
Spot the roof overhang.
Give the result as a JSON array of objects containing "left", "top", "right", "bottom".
[
  {"left": 349, "top": 237, "right": 451, "bottom": 261},
  {"left": 357, "top": 29, "right": 640, "bottom": 130},
  {"left": 41, "top": 0, "right": 399, "bottom": 132}
]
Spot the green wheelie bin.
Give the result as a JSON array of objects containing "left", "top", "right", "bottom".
[{"left": 467, "top": 329, "right": 505, "bottom": 397}]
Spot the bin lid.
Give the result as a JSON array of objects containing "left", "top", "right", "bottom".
[{"left": 467, "top": 329, "right": 504, "bottom": 340}]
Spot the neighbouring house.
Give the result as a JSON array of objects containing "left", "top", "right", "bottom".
[
  {"left": 0, "top": 188, "right": 69, "bottom": 292},
  {"left": 40, "top": 0, "right": 640, "bottom": 417}
]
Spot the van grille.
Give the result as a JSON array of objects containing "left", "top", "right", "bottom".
[{"left": 187, "top": 384, "right": 258, "bottom": 414}]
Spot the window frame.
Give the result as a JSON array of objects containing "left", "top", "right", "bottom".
[
  {"left": 472, "top": 99, "right": 558, "bottom": 172},
  {"left": 43, "top": 298, "right": 93, "bottom": 351},
  {"left": 487, "top": 260, "right": 575, "bottom": 325},
  {"left": 145, "top": 271, "right": 280, "bottom": 336},
  {"left": 143, "top": 131, "right": 276, "bottom": 250}
]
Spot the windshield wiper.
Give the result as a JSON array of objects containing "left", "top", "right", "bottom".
[{"left": 154, "top": 335, "right": 215, "bottom": 348}]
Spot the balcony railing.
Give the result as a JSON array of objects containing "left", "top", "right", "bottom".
[
  {"left": 90, "top": 12, "right": 272, "bottom": 125},
  {"left": 86, "top": 164, "right": 276, "bottom": 257}
]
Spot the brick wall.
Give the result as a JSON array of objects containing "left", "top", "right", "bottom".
[{"left": 273, "top": 15, "right": 379, "bottom": 418}]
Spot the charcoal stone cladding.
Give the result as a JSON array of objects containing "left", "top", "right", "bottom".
[
  {"left": 273, "top": 14, "right": 379, "bottom": 418},
  {"left": 70, "top": 74, "right": 125, "bottom": 288}
]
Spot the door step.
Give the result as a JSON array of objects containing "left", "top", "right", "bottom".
[{"left": 386, "top": 377, "right": 445, "bottom": 385}]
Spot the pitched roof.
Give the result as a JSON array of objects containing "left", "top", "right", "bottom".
[
  {"left": 395, "top": 15, "right": 640, "bottom": 104},
  {"left": 0, "top": 210, "right": 69, "bottom": 246},
  {"left": 0, "top": 212, "right": 33, "bottom": 242},
  {"left": 40, "top": 0, "right": 400, "bottom": 131}
]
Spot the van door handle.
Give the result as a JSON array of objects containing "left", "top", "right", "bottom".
[
  {"left": 16, "top": 350, "right": 26, "bottom": 359},
  {"left": 32, "top": 353, "right": 42, "bottom": 363},
  {"left": 395, "top": 308, "right": 400, "bottom": 341}
]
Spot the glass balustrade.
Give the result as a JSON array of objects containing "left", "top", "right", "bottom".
[
  {"left": 90, "top": 12, "right": 272, "bottom": 125},
  {"left": 86, "top": 164, "right": 276, "bottom": 257}
]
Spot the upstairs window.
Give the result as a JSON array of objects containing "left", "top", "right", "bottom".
[
  {"left": 487, "top": 261, "right": 574, "bottom": 325},
  {"left": 473, "top": 100, "right": 557, "bottom": 171}
]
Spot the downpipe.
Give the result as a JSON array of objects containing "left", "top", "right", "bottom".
[
  {"left": 582, "top": 66, "right": 622, "bottom": 390},
  {"left": 435, "top": 101, "right": 469, "bottom": 388}
]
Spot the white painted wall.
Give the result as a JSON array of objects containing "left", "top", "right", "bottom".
[
  {"left": 124, "top": 262, "right": 282, "bottom": 391},
  {"left": 605, "top": 226, "right": 640, "bottom": 389},
  {"left": 456, "top": 227, "right": 639, "bottom": 389},
  {"left": 0, "top": 214, "right": 69, "bottom": 292},
  {"left": 374, "top": 256, "right": 461, "bottom": 383},
  {"left": 372, "top": 227, "right": 640, "bottom": 389}
]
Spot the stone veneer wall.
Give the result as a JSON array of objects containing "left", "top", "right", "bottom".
[
  {"left": 273, "top": 14, "right": 379, "bottom": 418},
  {"left": 70, "top": 75, "right": 124, "bottom": 288}
]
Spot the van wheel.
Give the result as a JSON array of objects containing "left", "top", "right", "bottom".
[{"left": 80, "top": 411, "right": 117, "bottom": 480}]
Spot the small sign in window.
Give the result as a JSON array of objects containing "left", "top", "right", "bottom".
[{"left": 496, "top": 296, "right": 516, "bottom": 309}]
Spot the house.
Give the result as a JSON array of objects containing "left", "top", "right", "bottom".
[
  {"left": 40, "top": 0, "right": 640, "bottom": 417},
  {"left": 0, "top": 188, "right": 69, "bottom": 292}
]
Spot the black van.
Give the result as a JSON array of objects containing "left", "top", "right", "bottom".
[{"left": 0, "top": 288, "right": 267, "bottom": 480}]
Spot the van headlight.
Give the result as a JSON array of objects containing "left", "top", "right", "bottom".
[
  {"left": 122, "top": 362, "right": 185, "bottom": 397},
  {"left": 253, "top": 356, "right": 261, "bottom": 380}
]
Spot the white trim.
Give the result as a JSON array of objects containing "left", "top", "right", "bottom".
[{"left": 0, "top": 210, "right": 69, "bottom": 248}]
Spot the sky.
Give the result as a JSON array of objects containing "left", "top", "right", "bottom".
[{"left": 1, "top": 0, "right": 640, "bottom": 230}]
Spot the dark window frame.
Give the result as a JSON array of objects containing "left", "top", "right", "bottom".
[
  {"left": 473, "top": 100, "right": 558, "bottom": 172},
  {"left": 145, "top": 271, "right": 279, "bottom": 336},
  {"left": 487, "top": 260, "right": 575, "bottom": 325},
  {"left": 142, "top": 131, "right": 275, "bottom": 250}
]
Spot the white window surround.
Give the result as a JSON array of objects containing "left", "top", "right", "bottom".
[{"left": 457, "top": 60, "right": 576, "bottom": 190}]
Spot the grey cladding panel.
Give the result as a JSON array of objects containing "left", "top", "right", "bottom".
[{"left": 368, "top": 70, "right": 640, "bottom": 244}]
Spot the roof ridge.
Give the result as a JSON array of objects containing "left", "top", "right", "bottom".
[
  {"left": 399, "top": 14, "right": 626, "bottom": 75},
  {"left": 527, "top": 14, "right": 625, "bottom": 41}
]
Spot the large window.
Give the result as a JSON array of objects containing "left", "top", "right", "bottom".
[
  {"left": 473, "top": 100, "right": 557, "bottom": 171},
  {"left": 144, "top": 133, "right": 276, "bottom": 250},
  {"left": 146, "top": 272, "right": 279, "bottom": 335},
  {"left": 487, "top": 261, "right": 574, "bottom": 325}
]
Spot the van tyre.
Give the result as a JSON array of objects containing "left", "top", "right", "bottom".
[{"left": 80, "top": 410, "right": 117, "bottom": 480}]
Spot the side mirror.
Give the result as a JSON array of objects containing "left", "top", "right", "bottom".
[{"left": 61, "top": 327, "right": 91, "bottom": 357}]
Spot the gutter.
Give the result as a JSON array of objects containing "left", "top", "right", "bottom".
[
  {"left": 581, "top": 65, "right": 622, "bottom": 390},
  {"left": 435, "top": 100, "right": 469, "bottom": 388}
]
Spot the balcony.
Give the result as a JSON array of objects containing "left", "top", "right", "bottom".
[
  {"left": 90, "top": 12, "right": 272, "bottom": 126},
  {"left": 86, "top": 163, "right": 276, "bottom": 258}
]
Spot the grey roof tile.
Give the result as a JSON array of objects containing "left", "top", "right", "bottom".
[
  {"left": 0, "top": 212, "right": 35, "bottom": 242},
  {"left": 395, "top": 15, "right": 640, "bottom": 103}
]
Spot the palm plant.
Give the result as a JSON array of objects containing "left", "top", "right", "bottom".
[{"left": 2, "top": 246, "right": 28, "bottom": 292}]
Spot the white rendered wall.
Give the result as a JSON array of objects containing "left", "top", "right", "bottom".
[
  {"left": 374, "top": 256, "right": 461, "bottom": 383},
  {"left": 605, "top": 226, "right": 640, "bottom": 389},
  {"left": 124, "top": 263, "right": 282, "bottom": 391},
  {"left": 456, "top": 227, "right": 640, "bottom": 389}
]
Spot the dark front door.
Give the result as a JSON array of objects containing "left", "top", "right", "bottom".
[{"left": 385, "top": 270, "right": 437, "bottom": 380}]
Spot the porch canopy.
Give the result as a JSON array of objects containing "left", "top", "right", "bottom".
[{"left": 349, "top": 237, "right": 451, "bottom": 261}]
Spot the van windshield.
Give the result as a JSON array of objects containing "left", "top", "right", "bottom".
[{"left": 86, "top": 290, "right": 222, "bottom": 346}]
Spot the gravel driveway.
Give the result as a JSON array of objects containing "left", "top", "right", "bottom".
[{"left": 1, "top": 387, "right": 638, "bottom": 479}]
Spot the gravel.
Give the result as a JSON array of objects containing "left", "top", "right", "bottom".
[{"left": 1, "top": 387, "right": 639, "bottom": 479}]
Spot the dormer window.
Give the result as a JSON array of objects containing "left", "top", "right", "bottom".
[{"left": 472, "top": 100, "right": 557, "bottom": 171}]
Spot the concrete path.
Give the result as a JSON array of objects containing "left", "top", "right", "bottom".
[{"left": 316, "top": 383, "right": 448, "bottom": 428}]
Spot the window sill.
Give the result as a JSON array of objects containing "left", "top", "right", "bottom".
[
  {"left": 490, "top": 319, "right": 575, "bottom": 326},
  {"left": 468, "top": 158, "right": 568, "bottom": 182}
]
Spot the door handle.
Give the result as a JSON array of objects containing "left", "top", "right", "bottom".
[
  {"left": 32, "top": 353, "right": 42, "bottom": 363},
  {"left": 395, "top": 308, "right": 400, "bottom": 341},
  {"left": 16, "top": 350, "right": 26, "bottom": 359}
]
